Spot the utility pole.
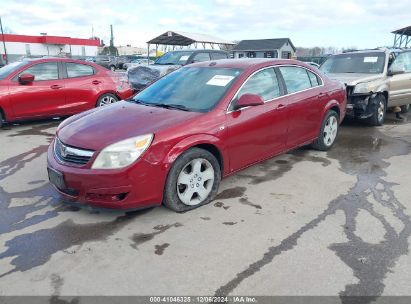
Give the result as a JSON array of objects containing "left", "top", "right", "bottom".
[
  {"left": 0, "top": 16, "right": 9, "bottom": 65},
  {"left": 110, "top": 24, "right": 114, "bottom": 47}
]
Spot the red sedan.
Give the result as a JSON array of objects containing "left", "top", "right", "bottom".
[
  {"left": 0, "top": 58, "right": 134, "bottom": 127},
  {"left": 47, "top": 59, "right": 346, "bottom": 212}
]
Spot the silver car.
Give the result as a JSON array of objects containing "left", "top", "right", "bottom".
[{"left": 320, "top": 49, "right": 410, "bottom": 125}]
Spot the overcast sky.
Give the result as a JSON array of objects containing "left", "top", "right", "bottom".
[{"left": 1, "top": 0, "right": 410, "bottom": 49}]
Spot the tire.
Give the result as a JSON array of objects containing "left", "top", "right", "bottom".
[
  {"left": 311, "top": 110, "right": 339, "bottom": 151},
  {"left": 367, "top": 94, "right": 386, "bottom": 126},
  {"left": 401, "top": 104, "right": 410, "bottom": 113},
  {"left": 0, "top": 111, "right": 4, "bottom": 129},
  {"left": 109, "top": 65, "right": 116, "bottom": 71},
  {"left": 96, "top": 93, "right": 119, "bottom": 107},
  {"left": 163, "top": 148, "right": 221, "bottom": 212}
]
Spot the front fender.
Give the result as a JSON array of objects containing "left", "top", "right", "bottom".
[{"left": 162, "top": 134, "right": 229, "bottom": 174}]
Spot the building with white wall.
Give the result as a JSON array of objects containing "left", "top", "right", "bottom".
[
  {"left": 0, "top": 34, "right": 100, "bottom": 64},
  {"left": 232, "top": 38, "right": 296, "bottom": 59}
]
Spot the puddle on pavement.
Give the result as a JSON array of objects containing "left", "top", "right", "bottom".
[
  {"left": 130, "top": 223, "right": 183, "bottom": 249},
  {"left": 0, "top": 210, "right": 152, "bottom": 278},
  {"left": 215, "top": 118, "right": 411, "bottom": 301}
]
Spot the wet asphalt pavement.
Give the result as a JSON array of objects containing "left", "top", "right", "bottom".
[{"left": 0, "top": 111, "right": 411, "bottom": 301}]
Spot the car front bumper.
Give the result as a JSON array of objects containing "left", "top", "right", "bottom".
[{"left": 47, "top": 141, "right": 166, "bottom": 209}]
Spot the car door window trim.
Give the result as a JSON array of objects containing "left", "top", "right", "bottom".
[{"left": 226, "top": 64, "right": 324, "bottom": 113}]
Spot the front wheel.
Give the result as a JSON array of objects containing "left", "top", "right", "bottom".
[
  {"left": 96, "top": 93, "right": 119, "bottom": 107},
  {"left": 311, "top": 110, "right": 339, "bottom": 151},
  {"left": 367, "top": 94, "right": 386, "bottom": 126},
  {"left": 163, "top": 148, "right": 221, "bottom": 212}
]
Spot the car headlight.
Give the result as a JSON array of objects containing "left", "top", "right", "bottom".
[
  {"left": 353, "top": 82, "right": 372, "bottom": 94},
  {"left": 91, "top": 134, "right": 153, "bottom": 169}
]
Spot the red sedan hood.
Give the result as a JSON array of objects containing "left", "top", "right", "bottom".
[{"left": 58, "top": 102, "right": 202, "bottom": 150}]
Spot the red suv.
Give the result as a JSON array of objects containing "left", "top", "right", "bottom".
[
  {"left": 0, "top": 58, "right": 134, "bottom": 127},
  {"left": 47, "top": 59, "right": 346, "bottom": 212}
]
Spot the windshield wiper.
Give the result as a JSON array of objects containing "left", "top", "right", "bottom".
[
  {"left": 130, "top": 99, "right": 152, "bottom": 106},
  {"left": 151, "top": 103, "right": 191, "bottom": 111}
]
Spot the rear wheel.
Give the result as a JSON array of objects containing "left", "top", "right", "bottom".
[
  {"left": 367, "top": 94, "right": 386, "bottom": 126},
  {"left": 311, "top": 110, "right": 339, "bottom": 151},
  {"left": 96, "top": 93, "right": 119, "bottom": 107},
  {"left": 163, "top": 148, "right": 221, "bottom": 212},
  {"left": 401, "top": 104, "right": 410, "bottom": 113}
]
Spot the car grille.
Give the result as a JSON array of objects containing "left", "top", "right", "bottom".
[{"left": 54, "top": 138, "right": 94, "bottom": 166}]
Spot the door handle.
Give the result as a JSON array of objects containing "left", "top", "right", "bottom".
[
  {"left": 92, "top": 80, "right": 101, "bottom": 85},
  {"left": 277, "top": 104, "right": 286, "bottom": 110},
  {"left": 50, "top": 85, "right": 62, "bottom": 89}
]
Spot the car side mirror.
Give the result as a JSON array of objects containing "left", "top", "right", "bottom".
[
  {"left": 388, "top": 67, "right": 405, "bottom": 76},
  {"left": 234, "top": 93, "right": 264, "bottom": 110},
  {"left": 18, "top": 73, "right": 35, "bottom": 84}
]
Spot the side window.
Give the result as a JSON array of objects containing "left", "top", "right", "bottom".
[
  {"left": 279, "top": 66, "right": 312, "bottom": 94},
  {"left": 211, "top": 52, "right": 228, "bottom": 60},
  {"left": 192, "top": 53, "right": 211, "bottom": 63},
  {"left": 307, "top": 70, "right": 321, "bottom": 87},
  {"left": 390, "top": 52, "right": 411, "bottom": 73},
  {"left": 237, "top": 68, "right": 280, "bottom": 102},
  {"left": 20, "top": 62, "right": 59, "bottom": 81},
  {"left": 66, "top": 63, "right": 94, "bottom": 78}
]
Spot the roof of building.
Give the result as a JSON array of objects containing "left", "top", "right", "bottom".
[
  {"left": 232, "top": 38, "right": 296, "bottom": 52},
  {"left": 392, "top": 26, "right": 411, "bottom": 36},
  {"left": 147, "top": 31, "right": 235, "bottom": 46},
  {"left": 1, "top": 34, "right": 100, "bottom": 46}
]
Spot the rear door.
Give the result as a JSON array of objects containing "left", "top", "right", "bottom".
[
  {"left": 62, "top": 62, "right": 102, "bottom": 113},
  {"left": 9, "top": 61, "right": 66, "bottom": 118},
  {"left": 225, "top": 67, "right": 288, "bottom": 171},
  {"left": 277, "top": 66, "right": 324, "bottom": 148},
  {"left": 388, "top": 51, "right": 411, "bottom": 107}
]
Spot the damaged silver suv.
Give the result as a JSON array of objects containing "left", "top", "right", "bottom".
[{"left": 320, "top": 49, "right": 411, "bottom": 125}]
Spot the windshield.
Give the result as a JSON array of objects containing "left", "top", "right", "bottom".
[
  {"left": 0, "top": 61, "right": 27, "bottom": 80},
  {"left": 155, "top": 51, "right": 194, "bottom": 65},
  {"left": 320, "top": 52, "right": 386, "bottom": 74},
  {"left": 130, "top": 67, "right": 243, "bottom": 112}
]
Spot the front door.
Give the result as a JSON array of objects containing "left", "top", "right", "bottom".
[
  {"left": 9, "top": 62, "right": 66, "bottom": 118},
  {"left": 388, "top": 51, "right": 411, "bottom": 107},
  {"left": 225, "top": 67, "right": 288, "bottom": 172}
]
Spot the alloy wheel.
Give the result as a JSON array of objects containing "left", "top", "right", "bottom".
[
  {"left": 323, "top": 115, "right": 338, "bottom": 146},
  {"left": 177, "top": 158, "right": 215, "bottom": 206},
  {"left": 98, "top": 95, "right": 117, "bottom": 106}
]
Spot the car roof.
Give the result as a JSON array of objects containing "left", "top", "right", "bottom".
[{"left": 189, "top": 58, "right": 311, "bottom": 70}]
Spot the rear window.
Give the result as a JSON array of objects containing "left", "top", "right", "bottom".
[
  {"left": 279, "top": 66, "right": 312, "bottom": 94},
  {"left": 66, "top": 63, "right": 94, "bottom": 78}
]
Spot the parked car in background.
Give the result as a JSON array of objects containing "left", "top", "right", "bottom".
[
  {"left": 94, "top": 55, "right": 119, "bottom": 71},
  {"left": 127, "top": 49, "right": 229, "bottom": 90},
  {"left": 48, "top": 59, "right": 346, "bottom": 211},
  {"left": 320, "top": 48, "right": 411, "bottom": 125},
  {"left": 116, "top": 55, "right": 140, "bottom": 70},
  {"left": 123, "top": 59, "right": 155, "bottom": 70},
  {"left": 85, "top": 56, "right": 97, "bottom": 62},
  {"left": 0, "top": 58, "right": 134, "bottom": 128}
]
